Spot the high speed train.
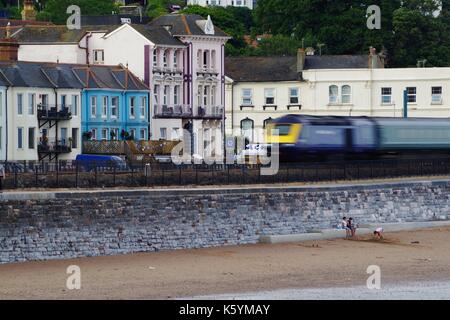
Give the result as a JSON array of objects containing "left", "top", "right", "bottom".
[{"left": 265, "top": 115, "right": 450, "bottom": 161}]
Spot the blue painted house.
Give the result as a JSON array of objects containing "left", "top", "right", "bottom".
[{"left": 72, "top": 65, "right": 150, "bottom": 141}]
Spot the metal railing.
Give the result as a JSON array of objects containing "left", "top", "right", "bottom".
[
  {"left": 154, "top": 104, "right": 193, "bottom": 118},
  {"left": 37, "top": 104, "right": 72, "bottom": 120},
  {"left": 1, "top": 157, "right": 450, "bottom": 190}
]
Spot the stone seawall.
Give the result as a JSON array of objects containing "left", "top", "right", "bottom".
[{"left": 1, "top": 180, "right": 450, "bottom": 264}]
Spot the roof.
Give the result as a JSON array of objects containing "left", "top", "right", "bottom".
[
  {"left": 225, "top": 56, "right": 300, "bottom": 82},
  {"left": 0, "top": 25, "right": 116, "bottom": 44},
  {"left": 128, "top": 24, "right": 185, "bottom": 47},
  {"left": 304, "top": 55, "right": 369, "bottom": 70},
  {"left": 0, "top": 61, "right": 149, "bottom": 91},
  {"left": 149, "top": 14, "right": 229, "bottom": 38}
]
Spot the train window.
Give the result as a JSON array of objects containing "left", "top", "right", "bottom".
[{"left": 270, "top": 125, "right": 291, "bottom": 136}]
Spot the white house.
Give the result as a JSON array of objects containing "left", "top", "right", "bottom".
[
  {"left": 0, "top": 60, "right": 83, "bottom": 162},
  {"left": 187, "top": 0, "right": 254, "bottom": 10},
  {"left": 225, "top": 49, "right": 450, "bottom": 143}
]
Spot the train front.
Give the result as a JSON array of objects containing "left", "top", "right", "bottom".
[{"left": 265, "top": 115, "right": 304, "bottom": 162}]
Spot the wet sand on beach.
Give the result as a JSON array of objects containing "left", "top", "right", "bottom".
[{"left": 1, "top": 227, "right": 450, "bottom": 299}]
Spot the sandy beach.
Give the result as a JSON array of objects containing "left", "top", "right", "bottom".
[{"left": 1, "top": 226, "right": 450, "bottom": 299}]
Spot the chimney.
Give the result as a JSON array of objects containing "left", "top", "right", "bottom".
[
  {"left": 0, "top": 38, "right": 19, "bottom": 61},
  {"left": 297, "top": 48, "right": 306, "bottom": 72},
  {"left": 22, "top": 0, "right": 37, "bottom": 21},
  {"left": 369, "top": 46, "right": 383, "bottom": 69}
]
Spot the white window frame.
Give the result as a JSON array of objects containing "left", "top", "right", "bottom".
[
  {"left": 241, "top": 88, "right": 253, "bottom": 106},
  {"left": 111, "top": 96, "right": 119, "bottom": 118},
  {"left": 341, "top": 85, "right": 352, "bottom": 104},
  {"left": 140, "top": 128, "right": 146, "bottom": 140},
  {"left": 381, "top": 87, "right": 392, "bottom": 105},
  {"left": 431, "top": 86, "right": 443, "bottom": 104},
  {"left": 101, "top": 128, "right": 108, "bottom": 141},
  {"left": 93, "top": 49, "right": 104, "bottom": 64},
  {"left": 173, "top": 51, "right": 178, "bottom": 69},
  {"left": 407, "top": 87, "right": 417, "bottom": 104},
  {"left": 329, "top": 85, "right": 338, "bottom": 104},
  {"left": 130, "top": 97, "right": 136, "bottom": 118},
  {"left": 101, "top": 96, "right": 108, "bottom": 118},
  {"left": 91, "top": 128, "right": 97, "bottom": 140},
  {"left": 264, "top": 88, "right": 275, "bottom": 105},
  {"left": 130, "top": 128, "right": 136, "bottom": 140},
  {"left": 28, "top": 93, "right": 35, "bottom": 115},
  {"left": 90, "top": 96, "right": 97, "bottom": 118},
  {"left": 163, "top": 86, "right": 169, "bottom": 106},
  {"left": 17, "top": 127, "right": 23, "bottom": 149},
  {"left": 152, "top": 49, "right": 158, "bottom": 67},
  {"left": 289, "top": 88, "right": 299, "bottom": 105},
  {"left": 71, "top": 95, "right": 78, "bottom": 116},
  {"left": 174, "top": 85, "right": 180, "bottom": 105},
  {"left": 17, "top": 93, "right": 23, "bottom": 115},
  {"left": 160, "top": 127, "right": 167, "bottom": 139},
  {"left": 140, "top": 96, "right": 146, "bottom": 119}
]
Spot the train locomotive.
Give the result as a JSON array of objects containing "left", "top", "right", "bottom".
[{"left": 265, "top": 115, "right": 450, "bottom": 162}]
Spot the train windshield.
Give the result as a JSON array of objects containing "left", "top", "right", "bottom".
[{"left": 270, "top": 124, "right": 292, "bottom": 136}]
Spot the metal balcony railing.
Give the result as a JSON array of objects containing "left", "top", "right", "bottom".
[
  {"left": 37, "top": 104, "right": 72, "bottom": 120},
  {"left": 197, "top": 106, "right": 224, "bottom": 119},
  {"left": 38, "top": 138, "right": 72, "bottom": 154},
  {"left": 154, "top": 104, "right": 193, "bottom": 118}
]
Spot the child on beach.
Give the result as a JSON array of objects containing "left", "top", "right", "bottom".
[
  {"left": 373, "top": 227, "right": 384, "bottom": 240},
  {"left": 347, "top": 218, "right": 356, "bottom": 237}
]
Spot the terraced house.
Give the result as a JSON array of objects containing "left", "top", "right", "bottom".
[
  {"left": 0, "top": 40, "right": 149, "bottom": 162},
  {"left": 1, "top": 14, "right": 230, "bottom": 159}
]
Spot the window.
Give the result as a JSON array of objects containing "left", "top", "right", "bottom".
[
  {"left": 101, "top": 128, "right": 108, "bottom": 141},
  {"left": 341, "top": 85, "right": 352, "bottom": 104},
  {"left": 61, "top": 128, "right": 67, "bottom": 145},
  {"left": 329, "top": 85, "right": 338, "bottom": 104},
  {"left": 211, "top": 86, "right": 216, "bottom": 106},
  {"left": 111, "top": 97, "right": 119, "bottom": 118},
  {"left": 41, "top": 94, "right": 48, "bottom": 109},
  {"left": 90, "top": 96, "right": 97, "bottom": 117},
  {"left": 28, "top": 127, "right": 35, "bottom": 149},
  {"left": 203, "top": 86, "right": 209, "bottom": 106},
  {"left": 289, "top": 88, "right": 299, "bottom": 104},
  {"left": 140, "top": 128, "right": 146, "bottom": 140},
  {"left": 17, "top": 127, "right": 23, "bottom": 149},
  {"left": 153, "top": 49, "right": 158, "bottom": 67},
  {"left": 172, "top": 127, "right": 180, "bottom": 140},
  {"left": 0, "top": 92, "right": 2, "bottom": 116},
  {"left": 432, "top": 86, "right": 442, "bottom": 104},
  {"left": 153, "top": 85, "right": 159, "bottom": 105},
  {"left": 173, "top": 51, "right": 178, "bottom": 69},
  {"left": 102, "top": 96, "right": 108, "bottom": 117},
  {"left": 203, "top": 50, "right": 209, "bottom": 69},
  {"left": 163, "top": 50, "right": 168, "bottom": 68},
  {"left": 0, "top": 126, "right": 2, "bottom": 150},
  {"left": 163, "top": 86, "right": 169, "bottom": 105},
  {"left": 198, "top": 85, "right": 203, "bottom": 106},
  {"left": 72, "top": 128, "right": 79, "bottom": 148},
  {"left": 130, "top": 97, "right": 136, "bottom": 118},
  {"left": 381, "top": 87, "right": 392, "bottom": 104},
  {"left": 72, "top": 95, "right": 78, "bottom": 116},
  {"left": 91, "top": 128, "right": 97, "bottom": 140},
  {"left": 130, "top": 129, "right": 136, "bottom": 140},
  {"left": 263, "top": 118, "right": 273, "bottom": 129},
  {"left": 264, "top": 88, "right": 275, "bottom": 105},
  {"left": 197, "top": 50, "right": 202, "bottom": 68},
  {"left": 241, "top": 89, "right": 252, "bottom": 106},
  {"left": 211, "top": 50, "right": 216, "bottom": 70},
  {"left": 160, "top": 127, "right": 167, "bottom": 139},
  {"left": 174, "top": 85, "right": 180, "bottom": 105},
  {"left": 407, "top": 87, "right": 417, "bottom": 103},
  {"left": 140, "top": 96, "right": 146, "bottom": 118},
  {"left": 17, "top": 93, "right": 23, "bottom": 115},
  {"left": 61, "top": 95, "right": 67, "bottom": 108},
  {"left": 28, "top": 93, "right": 35, "bottom": 115},
  {"left": 93, "top": 50, "right": 104, "bottom": 64},
  {"left": 110, "top": 128, "right": 118, "bottom": 141},
  {"left": 240, "top": 118, "right": 254, "bottom": 143}
]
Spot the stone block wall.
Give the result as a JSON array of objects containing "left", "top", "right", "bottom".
[{"left": 1, "top": 180, "right": 450, "bottom": 264}]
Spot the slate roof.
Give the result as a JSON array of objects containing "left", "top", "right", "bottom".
[
  {"left": 225, "top": 56, "right": 300, "bottom": 82},
  {"left": 0, "top": 61, "right": 149, "bottom": 91},
  {"left": 149, "top": 14, "right": 229, "bottom": 37},
  {"left": 128, "top": 24, "right": 186, "bottom": 46},
  {"left": 225, "top": 55, "right": 371, "bottom": 82},
  {"left": 304, "top": 55, "right": 369, "bottom": 70},
  {"left": 0, "top": 25, "right": 116, "bottom": 44}
]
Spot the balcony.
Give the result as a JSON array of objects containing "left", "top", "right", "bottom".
[
  {"left": 154, "top": 105, "right": 193, "bottom": 119},
  {"left": 37, "top": 104, "right": 72, "bottom": 121},
  {"left": 197, "top": 106, "right": 223, "bottom": 120},
  {"left": 38, "top": 138, "right": 72, "bottom": 160},
  {"left": 196, "top": 67, "right": 218, "bottom": 75},
  {"left": 152, "top": 66, "right": 183, "bottom": 74}
]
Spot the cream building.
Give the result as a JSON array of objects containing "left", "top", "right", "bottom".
[{"left": 225, "top": 49, "right": 450, "bottom": 143}]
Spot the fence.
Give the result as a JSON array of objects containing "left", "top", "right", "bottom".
[{"left": 1, "top": 157, "right": 450, "bottom": 190}]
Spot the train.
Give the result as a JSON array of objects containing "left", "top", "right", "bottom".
[{"left": 265, "top": 115, "right": 450, "bottom": 162}]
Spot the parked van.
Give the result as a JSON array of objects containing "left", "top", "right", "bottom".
[{"left": 75, "top": 154, "right": 128, "bottom": 171}]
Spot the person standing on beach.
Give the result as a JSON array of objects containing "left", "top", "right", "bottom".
[{"left": 347, "top": 217, "right": 356, "bottom": 237}]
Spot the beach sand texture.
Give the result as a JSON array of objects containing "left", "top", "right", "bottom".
[{"left": 0, "top": 226, "right": 449, "bottom": 299}]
